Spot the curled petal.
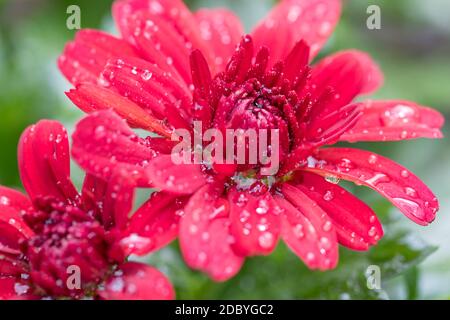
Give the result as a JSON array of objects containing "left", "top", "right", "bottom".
[
  {"left": 18, "top": 120, "right": 78, "bottom": 203},
  {"left": 194, "top": 8, "right": 244, "bottom": 71},
  {"left": 58, "top": 29, "right": 139, "bottom": 85},
  {"left": 146, "top": 155, "right": 207, "bottom": 195},
  {"left": 66, "top": 84, "right": 173, "bottom": 137},
  {"left": 278, "top": 184, "right": 339, "bottom": 270},
  {"left": 228, "top": 189, "right": 281, "bottom": 256},
  {"left": 304, "top": 148, "right": 439, "bottom": 225},
  {"left": 72, "top": 110, "right": 157, "bottom": 187},
  {"left": 251, "top": 0, "right": 342, "bottom": 65},
  {"left": 180, "top": 185, "right": 244, "bottom": 281},
  {"left": 293, "top": 172, "right": 383, "bottom": 250},
  {"left": 99, "top": 262, "right": 174, "bottom": 300},
  {"left": 341, "top": 100, "right": 445, "bottom": 142},
  {"left": 117, "top": 192, "right": 187, "bottom": 256}
]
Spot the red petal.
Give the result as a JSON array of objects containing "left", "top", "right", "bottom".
[
  {"left": 251, "top": 0, "right": 342, "bottom": 65},
  {"left": 72, "top": 110, "right": 157, "bottom": 187},
  {"left": 340, "top": 100, "right": 445, "bottom": 142},
  {"left": 304, "top": 148, "right": 439, "bottom": 225},
  {"left": 18, "top": 120, "right": 78, "bottom": 203},
  {"left": 180, "top": 185, "right": 244, "bottom": 281},
  {"left": 304, "top": 50, "right": 383, "bottom": 120},
  {"left": 228, "top": 189, "right": 281, "bottom": 256},
  {"left": 58, "top": 29, "right": 139, "bottom": 85},
  {"left": 66, "top": 84, "right": 173, "bottom": 137},
  {"left": 117, "top": 192, "right": 187, "bottom": 256},
  {"left": 113, "top": 0, "right": 215, "bottom": 75},
  {"left": 99, "top": 262, "right": 174, "bottom": 300},
  {"left": 194, "top": 8, "right": 244, "bottom": 71},
  {"left": 0, "top": 206, "right": 34, "bottom": 255},
  {"left": 278, "top": 184, "right": 339, "bottom": 270},
  {"left": 146, "top": 155, "right": 207, "bottom": 195},
  {"left": 292, "top": 172, "right": 383, "bottom": 250},
  {"left": 102, "top": 57, "right": 192, "bottom": 127},
  {"left": 0, "top": 277, "right": 18, "bottom": 300}
]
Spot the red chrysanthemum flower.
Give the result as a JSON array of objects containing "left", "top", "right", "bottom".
[
  {"left": 0, "top": 121, "right": 174, "bottom": 299},
  {"left": 59, "top": 0, "right": 444, "bottom": 280}
]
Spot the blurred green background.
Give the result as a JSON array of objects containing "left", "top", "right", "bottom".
[{"left": 0, "top": 0, "right": 449, "bottom": 299}]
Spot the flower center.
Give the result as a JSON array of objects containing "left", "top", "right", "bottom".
[{"left": 21, "top": 198, "right": 114, "bottom": 298}]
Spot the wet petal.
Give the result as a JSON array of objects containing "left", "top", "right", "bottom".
[
  {"left": 146, "top": 155, "right": 207, "bottom": 195},
  {"left": 278, "top": 184, "right": 339, "bottom": 270},
  {"left": 305, "top": 50, "right": 384, "bottom": 118},
  {"left": 18, "top": 120, "right": 78, "bottom": 203},
  {"left": 341, "top": 100, "right": 445, "bottom": 142},
  {"left": 180, "top": 185, "right": 244, "bottom": 281},
  {"left": 72, "top": 110, "right": 157, "bottom": 187},
  {"left": 99, "top": 262, "right": 174, "bottom": 300},
  {"left": 58, "top": 29, "right": 139, "bottom": 85},
  {"left": 194, "top": 8, "right": 244, "bottom": 71},
  {"left": 251, "top": 0, "right": 342, "bottom": 65},
  {"left": 0, "top": 206, "right": 34, "bottom": 255},
  {"left": 303, "top": 148, "right": 439, "bottom": 225},
  {"left": 66, "top": 83, "right": 173, "bottom": 137},
  {"left": 228, "top": 189, "right": 281, "bottom": 256},
  {"left": 293, "top": 172, "right": 383, "bottom": 250},
  {"left": 117, "top": 192, "right": 187, "bottom": 256}
]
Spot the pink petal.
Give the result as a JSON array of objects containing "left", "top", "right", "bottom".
[
  {"left": 278, "top": 184, "right": 339, "bottom": 270},
  {"left": 292, "top": 172, "right": 383, "bottom": 250},
  {"left": 102, "top": 57, "right": 192, "bottom": 127},
  {"left": 194, "top": 8, "right": 244, "bottom": 71},
  {"left": 251, "top": 0, "right": 342, "bottom": 65},
  {"left": 72, "top": 110, "right": 158, "bottom": 187},
  {"left": 228, "top": 189, "right": 281, "bottom": 256},
  {"left": 180, "top": 185, "right": 244, "bottom": 281},
  {"left": 58, "top": 29, "right": 139, "bottom": 85},
  {"left": 0, "top": 277, "right": 18, "bottom": 300},
  {"left": 99, "top": 262, "right": 174, "bottom": 300},
  {"left": 18, "top": 120, "right": 78, "bottom": 203},
  {"left": 0, "top": 204, "right": 34, "bottom": 255},
  {"left": 66, "top": 84, "right": 173, "bottom": 137},
  {"left": 113, "top": 0, "right": 215, "bottom": 75},
  {"left": 304, "top": 148, "right": 439, "bottom": 225},
  {"left": 146, "top": 155, "right": 207, "bottom": 195},
  {"left": 117, "top": 192, "right": 187, "bottom": 256},
  {"left": 304, "top": 51, "right": 383, "bottom": 117},
  {"left": 340, "top": 100, "right": 445, "bottom": 142}
]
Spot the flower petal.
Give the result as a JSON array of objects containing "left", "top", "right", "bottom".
[
  {"left": 292, "top": 172, "right": 383, "bottom": 250},
  {"left": 66, "top": 84, "right": 173, "bottom": 137},
  {"left": 117, "top": 192, "right": 187, "bottom": 256},
  {"left": 0, "top": 206, "right": 34, "bottom": 255},
  {"left": 146, "top": 155, "right": 208, "bottom": 195},
  {"left": 180, "top": 185, "right": 244, "bottom": 281},
  {"left": 99, "top": 262, "right": 174, "bottom": 300},
  {"left": 58, "top": 29, "right": 139, "bottom": 85},
  {"left": 305, "top": 50, "right": 383, "bottom": 116},
  {"left": 277, "top": 184, "right": 339, "bottom": 270},
  {"left": 72, "top": 110, "right": 158, "bottom": 187},
  {"left": 102, "top": 57, "right": 192, "bottom": 129},
  {"left": 228, "top": 189, "right": 281, "bottom": 256},
  {"left": 18, "top": 120, "right": 78, "bottom": 204},
  {"left": 340, "top": 100, "right": 445, "bottom": 142},
  {"left": 304, "top": 148, "right": 439, "bottom": 225},
  {"left": 113, "top": 0, "right": 215, "bottom": 76},
  {"left": 251, "top": 0, "right": 342, "bottom": 65},
  {"left": 194, "top": 8, "right": 244, "bottom": 71}
]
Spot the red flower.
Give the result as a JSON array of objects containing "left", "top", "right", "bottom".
[
  {"left": 0, "top": 121, "right": 174, "bottom": 300},
  {"left": 59, "top": 0, "right": 444, "bottom": 280}
]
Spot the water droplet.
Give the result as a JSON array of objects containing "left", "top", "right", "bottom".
[
  {"left": 405, "top": 187, "right": 418, "bottom": 198},
  {"left": 401, "top": 170, "right": 409, "bottom": 178},
  {"left": 141, "top": 70, "right": 152, "bottom": 81},
  {"left": 258, "top": 232, "right": 274, "bottom": 249},
  {"left": 368, "top": 154, "right": 378, "bottom": 165},
  {"left": 293, "top": 224, "right": 304, "bottom": 239},
  {"left": 322, "top": 221, "right": 332, "bottom": 232},
  {"left": 0, "top": 196, "right": 10, "bottom": 205},
  {"left": 323, "top": 191, "right": 334, "bottom": 201},
  {"left": 368, "top": 226, "right": 377, "bottom": 237}
]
